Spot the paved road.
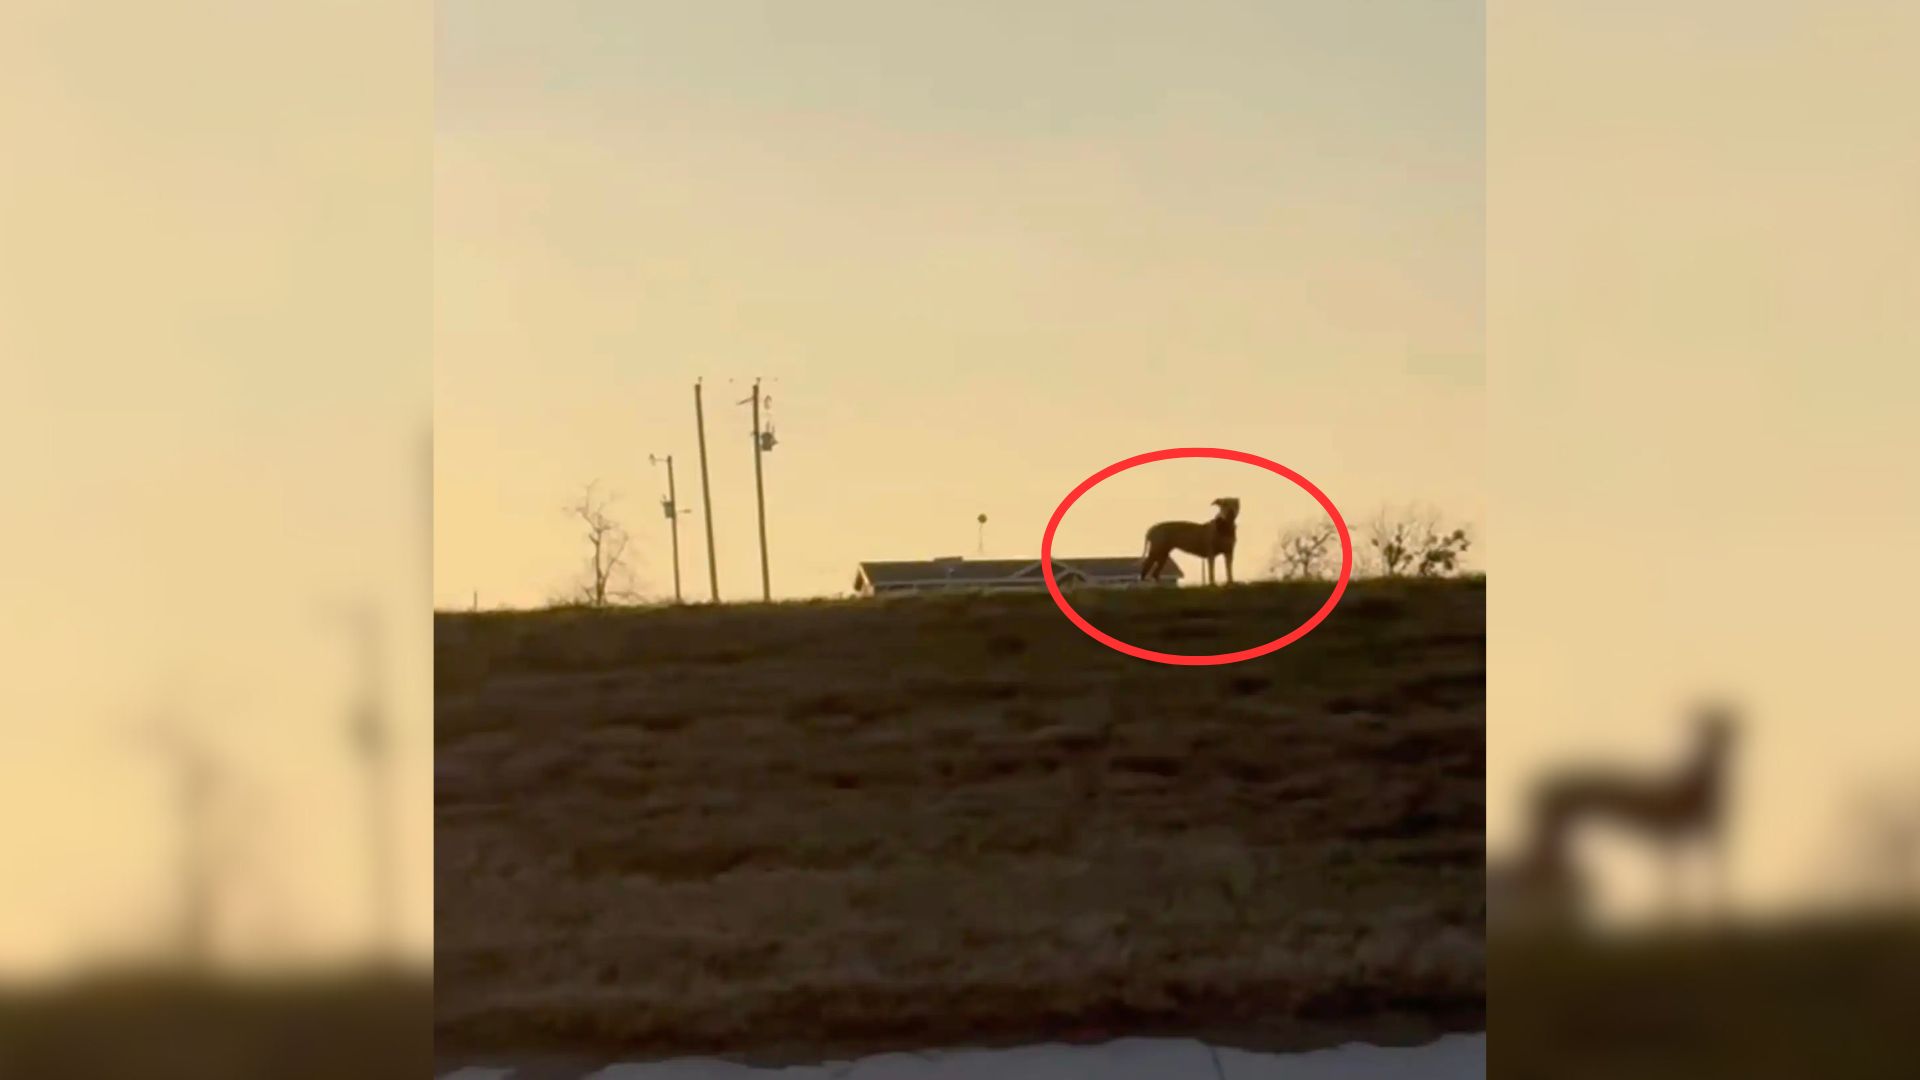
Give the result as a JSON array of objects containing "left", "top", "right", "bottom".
[{"left": 438, "top": 1033, "right": 1486, "bottom": 1079}]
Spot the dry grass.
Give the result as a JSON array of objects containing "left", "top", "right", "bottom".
[{"left": 435, "top": 578, "right": 1485, "bottom": 1062}]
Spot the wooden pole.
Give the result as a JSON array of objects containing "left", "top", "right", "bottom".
[
  {"left": 665, "top": 455, "right": 683, "bottom": 603},
  {"left": 349, "top": 610, "right": 396, "bottom": 964},
  {"left": 694, "top": 380, "right": 719, "bottom": 602},
  {"left": 750, "top": 379, "right": 770, "bottom": 602}
]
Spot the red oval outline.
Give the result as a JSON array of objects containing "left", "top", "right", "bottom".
[{"left": 1040, "top": 447, "right": 1352, "bottom": 666}]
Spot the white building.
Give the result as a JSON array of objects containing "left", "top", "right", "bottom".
[{"left": 851, "top": 556, "right": 1182, "bottom": 597}]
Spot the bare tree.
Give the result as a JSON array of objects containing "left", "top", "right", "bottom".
[
  {"left": 1268, "top": 520, "right": 1338, "bottom": 580},
  {"left": 563, "top": 481, "right": 639, "bottom": 607},
  {"left": 1364, "top": 505, "right": 1472, "bottom": 578},
  {"left": 1842, "top": 780, "right": 1920, "bottom": 907}
]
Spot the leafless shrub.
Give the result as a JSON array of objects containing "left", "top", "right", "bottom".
[
  {"left": 1365, "top": 505, "right": 1472, "bottom": 578},
  {"left": 1268, "top": 520, "right": 1339, "bottom": 580}
]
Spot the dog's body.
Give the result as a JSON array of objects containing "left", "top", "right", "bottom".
[
  {"left": 1529, "top": 706, "right": 1737, "bottom": 915},
  {"left": 1141, "top": 497, "right": 1240, "bottom": 585}
]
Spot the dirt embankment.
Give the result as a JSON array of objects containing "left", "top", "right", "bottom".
[{"left": 435, "top": 578, "right": 1486, "bottom": 1063}]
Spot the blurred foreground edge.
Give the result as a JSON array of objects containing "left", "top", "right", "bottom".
[
  {"left": 0, "top": 967, "right": 431, "bottom": 1080},
  {"left": 1490, "top": 911, "right": 1920, "bottom": 1080}
]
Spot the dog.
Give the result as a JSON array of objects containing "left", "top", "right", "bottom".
[
  {"left": 1529, "top": 704, "right": 1738, "bottom": 917},
  {"left": 1140, "top": 497, "right": 1240, "bottom": 585}
]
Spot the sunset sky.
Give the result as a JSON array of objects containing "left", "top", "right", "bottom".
[
  {"left": 2, "top": 2, "right": 431, "bottom": 976},
  {"left": 432, "top": 1, "right": 1486, "bottom": 607},
  {"left": 1487, "top": 2, "right": 1920, "bottom": 919}
]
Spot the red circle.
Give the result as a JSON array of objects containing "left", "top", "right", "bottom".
[{"left": 1040, "top": 448, "right": 1352, "bottom": 666}]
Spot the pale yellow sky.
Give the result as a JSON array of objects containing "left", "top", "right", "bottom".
[
  {"left": 1488, "top": 1, "right": 1920, "bottom": 920},
  {"left": 433, "top": 1, "right": 1486, "bottom": 607},
  {"left": 2, "top": 2, "right": 431, "bottom": 976}
]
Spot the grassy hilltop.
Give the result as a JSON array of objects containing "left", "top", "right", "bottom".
[{"left": 435, "top": 577, "right": 1486, "bottom": 1063}]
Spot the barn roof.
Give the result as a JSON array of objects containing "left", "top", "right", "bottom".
[{"left": 855, "top": 556, "right": 1181, "bottom": 587}]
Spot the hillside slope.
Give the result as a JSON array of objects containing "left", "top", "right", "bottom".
[{"left": 435, "top": 578, "right": 1485, "bottom": 1063}]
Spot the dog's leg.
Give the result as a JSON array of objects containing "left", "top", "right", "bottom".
[
  {"left": 1720, "top": 822, "right": 1735, "bottom": 914},
  {"left": 1661, "top": 839, "right": 1683, "bottom": 924},
  {"left": 1225, "top": 549, "right": 1234, "bottom": 585}
]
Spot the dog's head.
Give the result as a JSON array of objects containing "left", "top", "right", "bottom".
[
  {"left": 1693, "top": 700, "right": 1739, "bottom": 752},
  {"left": 1211, "top": 497, "right": 1241, "bottom": 521}
]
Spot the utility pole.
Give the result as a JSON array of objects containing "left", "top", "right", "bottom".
[
  {"left": 738, "top": 378, "right": 775, "bottom": 602},
  {"left": 649, "top": 453, "right": 687, "bottom": 604},
  {"left": 343, "top": 606, "right": 396, "bottom": 965},
  {"left": 693, "top": 379, "right": 720, "bottom": 602},
  {"left": 147, "top": 717, "right": 218, "bottom": 969}
]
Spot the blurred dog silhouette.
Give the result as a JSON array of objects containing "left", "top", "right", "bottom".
[{"left": 1527, "top": 702, "right": 1739, "bottom": 920}]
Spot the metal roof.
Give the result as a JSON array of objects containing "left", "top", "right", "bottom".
[{"left": 855, "top": 556, "right": 1181, "bottom": 588}]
